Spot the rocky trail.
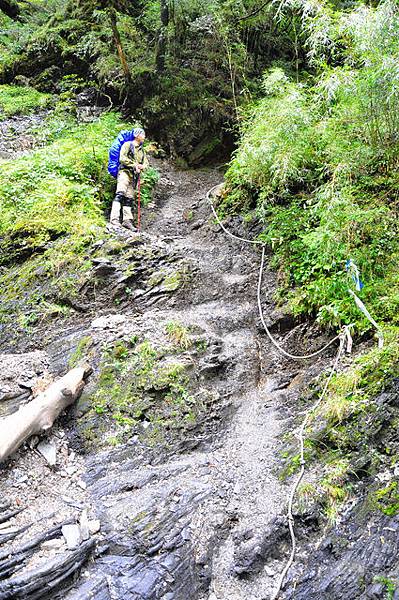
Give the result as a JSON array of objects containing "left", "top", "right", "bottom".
[{"left": 1, "top": 156, "right": 397, "bottom": 600}]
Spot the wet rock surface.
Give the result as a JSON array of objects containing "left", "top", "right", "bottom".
[{"left": 1, "top": 163, "right": 398, "bottom": 600}]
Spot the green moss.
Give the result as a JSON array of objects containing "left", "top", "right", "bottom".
[
  {"left": 373, "top": 482, "right": 399, "bottom": 517},
  {"left": 68, "top": 335, "right": 94, "bottom": 368},
  {"left": 373, "top": 576, "right": 396, "bottom": 600},
  {"left": 147, "top": 268, "right": 184, "bottom": 292},
  {"left": 0, "top": 84, "right": 52, "bottom": 118},
  {"left": 313, "top": 327, "right": 399, "bottom": 429},
  {"left": 83, "top": 335, "right": 202, "bottom": 449},
  {"left": 162, "top": 271, "right": 182, "bottom": 292}
]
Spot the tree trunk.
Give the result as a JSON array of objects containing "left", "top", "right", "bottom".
[
  {"left": 108, "top": 7, "right": 132, "bottom": 87},
  {"left": 0, "top": 365, "right": 91, "bottom": 463}
]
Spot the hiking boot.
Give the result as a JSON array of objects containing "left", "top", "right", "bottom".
[
  {"left": 110, "top": 199, "right": 122, "bottom": 228},
  {"left": 122, "top": 219, "right": 137, "bottom": 232}
]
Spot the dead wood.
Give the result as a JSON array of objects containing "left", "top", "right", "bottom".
[{"left": 0, "top": 365, "right": 91, "bottom": 463}]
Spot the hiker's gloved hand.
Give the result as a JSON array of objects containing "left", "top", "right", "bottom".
[{"left": 135, "top": 163, "right": 145, "bottom": 174}]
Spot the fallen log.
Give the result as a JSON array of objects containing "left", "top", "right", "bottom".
[{"left": 0, "top": 365, "right": 91, "bottom": 463}]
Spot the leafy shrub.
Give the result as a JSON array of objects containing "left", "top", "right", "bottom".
[{"left": 222, "top": 3, "right": 399, "bottom": 334}]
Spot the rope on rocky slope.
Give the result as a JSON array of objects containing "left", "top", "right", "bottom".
[
  {"left": 206, "top": 184, "right": 344, "bottom": 360},
  {"left": 269, "top": 329, "right": 350, "bottom": 600},
  {"left": 206, "top": 183, "right": 353, "bottom": 599}
]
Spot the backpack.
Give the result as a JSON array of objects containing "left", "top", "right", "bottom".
[{"left": 108, "top": 130, "right": 135, "bottom": 178}]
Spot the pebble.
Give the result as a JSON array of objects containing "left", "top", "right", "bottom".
[
  {"left": 264, "top": 564, "right": 277, "bottom": 577},
  {"left": 61, "top": 524, "right": 82, "bottom": 550},
  {"left": 91, "top": 314, "right": 126, "bottom": 329},
  {"left": 80, "top": 510, "right": 90, "bottom": 541},
  {"left": 65, "top": 466, "right": 77, "bottom": 476},
  {"left": 37, "top": 440, "right": 57, "bottom": 466},
  {"left": 41, "top": 538, "right": 65, "bottom": 551},
  {"left": 77, "top": 480, "right": 87, "bottom": 490},
  {"left": 88, "top": 519, "right": 101, "bottom": 535}
]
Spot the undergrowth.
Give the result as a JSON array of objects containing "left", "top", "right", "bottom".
[
  {"left": 0, "top": 97, "right": 158, "bottom": 331},
  {"left": 221, "top": 2, "right": 399, "bottom": 340},
  {"left": 0, "top": 84, "right": 52, "bottom": 118}
]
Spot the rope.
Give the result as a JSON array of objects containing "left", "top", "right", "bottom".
[
  {"left": 269, "top": 329, "right": 349, "bottom": 600},
  {"left": 206, "top": 182, "right": 352, "bottom": 599},
  {"left": 207, "top": 184, "right": 344, "bottom": 360},
  {"left": 207, "top": 184, "right": 264, "bottom": 246}
]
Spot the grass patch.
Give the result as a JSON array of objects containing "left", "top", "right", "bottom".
[
  {"left": 0, "top": 84, "right": 52, "bottom": 118},
  {"left": 165, "top": 321, "right": 192, "bottom": 350}
]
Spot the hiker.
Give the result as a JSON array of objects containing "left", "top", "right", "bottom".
[{"left": 109, "top": 127, "right": 149, "bottom": 231}]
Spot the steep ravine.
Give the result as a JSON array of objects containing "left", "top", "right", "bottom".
[{"left": 1, "top": 160, "right": 398, "bottom": 600}]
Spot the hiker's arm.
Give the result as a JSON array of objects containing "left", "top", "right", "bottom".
[
  {"left": 119, "top": 142, "right": 136, "bottom": 170},
  {"left": 136, "top": 154, "right": 149, "bottom": 173}
]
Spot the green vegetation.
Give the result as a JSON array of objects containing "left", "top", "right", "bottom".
[
  {"left": 222, "top": 2, "right": 399, "bottom": 334},
  {"left": 165, "top": 321, "right": 192, "bottom": 350},
  {"left": 373, "top": 482, "right": 399, "bottom": 517},
  {"left": 0, "top": 94, "right": 158, "bottom": 333},
  {"left": 288, "top": 330, "right": 399, "bottom": 522},
  {"left": 374, "top": 576, "right": 397, "bottom": 600},
  {"left": 80, "top": 336, "right": 203, "bottom": 448},
  {"left": 68, "top": 335, "right": 94, "bottom": 368},
  {"left": 0, "top": 84, "right": 52, "bottom": 118},
  {"left": 0, "top": 109, "right": 122, "bottom": 262},
  {"left": 0, "top": 0, "right": 303, "bottom": 158}
]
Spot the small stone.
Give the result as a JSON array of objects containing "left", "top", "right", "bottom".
[
  {"left": 37, "top": 440, "right": 57, "bottom": 466},
  {"left": 79, "top": 510, "right": 90, "bottom": 541},
  {"left": 61, "top": 524, "right": 82, "bottom": 550},
  {"left": 69, "top": 451, "right": 76, "bottom": 462},
  {"left": 77, "top": 479, "right": 87, "bottom": 490},
  {"left": 91, "top": 314, "right": 126, "bottom": 329},
  {"left": 376, "top": 470, "right": 391, "bottom": 483},
  {"left": 264, "top": 565, "right": 276, "bottom": 577},
  {"left": 88, "top": 520, "right": 101, "bottom": 535},
  {"left": 233, "top": 482, "right": 242, "bottom": 494},
  {"left": 65, "top": 466, "right": 77, "bottom": 476},
  {"left": 41, "top": 538, "right": 64, "bottom": 551},
  {"left": 15, "top": 474, "right": 28, "bottom": 485}
]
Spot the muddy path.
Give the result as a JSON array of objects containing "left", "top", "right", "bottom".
[
  {"left": 63, "top": 165, "right": 292, "bottom": 600},
  {"left": 1, "top": 160, "right": 380, "bottom": 600},
  {"left": 0, "top": 162, "right": 287, "bottom": 598}
]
